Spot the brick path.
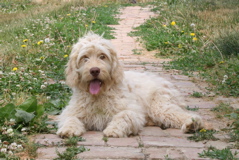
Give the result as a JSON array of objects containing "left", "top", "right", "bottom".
[{"left": 34, "top": 6, "right": 239, "bottom": 160}]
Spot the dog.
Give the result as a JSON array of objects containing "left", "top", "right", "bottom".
[{"left": 57, "top": 32, "right": 203, "bottom": 138}]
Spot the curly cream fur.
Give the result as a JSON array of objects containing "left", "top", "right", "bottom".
[{"left": 57, "top": 32, "right": 203, "bottom": 138}]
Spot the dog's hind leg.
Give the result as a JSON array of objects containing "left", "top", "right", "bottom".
[
  {"left": 103, "top": 109, "right": 146, "bottom": 137},
  {"left": 147, "top": 91, "right": 203, "bottom": 133}
]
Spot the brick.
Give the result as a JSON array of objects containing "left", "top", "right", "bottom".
[
  {"left": 107, "top": 137, "right": 140, "bottom": 147},
  {"left": 33, "top": 134, "right": 63, "bottom": 146},
  {"left": 186, "top": 101, "right": 217, "bottom": 109},
  {"left": 145, "top": 148, "right": 184, "bottom": 160},
  {"left": 163, "top": 128, "right": 191, "bottom": 138},
  {"left": 78, "top": 146, "right": 144, "bottom": 159},
  {"left": 37, "top": 147, "right": 64, "bottom": 160},
  {"left": 141, "top": 136, "right": 204, "bottom": 148},
  {"left": 171, "top": 75, "right": 190, "bottom": 81},
  {"left": 78, "top": 131, "right": 105, "bottom": 146},
  {"left": 180, "top": 148, "right": 210, "bottom": 160}
]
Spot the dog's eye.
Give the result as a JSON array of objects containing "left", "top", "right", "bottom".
[
  {"left": 81, "top": 56, "right": 89, "bottom": 62},
  {"left": 99, "top": 54, "right": 106, "bottom": 60}
]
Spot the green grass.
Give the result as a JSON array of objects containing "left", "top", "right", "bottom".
[
  {"left": 0, "top": 0, "right": 126, "bottom": 158},
  {"left": 130, "top": 0, "right": 239, "bottom": 97}
]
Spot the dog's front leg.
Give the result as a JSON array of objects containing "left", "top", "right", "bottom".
[
  {"left": 57, "top": 116, "right": 86, "bottom": 138},
  {"left": 103, "top": 110, "right": 146, "bottom": 138}
]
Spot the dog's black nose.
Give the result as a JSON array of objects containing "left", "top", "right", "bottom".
[{"left": 90, "top": 67, "right": 100, "bottom": 77}]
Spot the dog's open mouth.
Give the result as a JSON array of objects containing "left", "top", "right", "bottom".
[{"left": 89, "top": 79, "right": 102, "bottom": 95}]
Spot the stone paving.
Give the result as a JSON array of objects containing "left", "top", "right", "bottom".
[{"left": 33, "top": 6, "right": 239, "bottom": 160}]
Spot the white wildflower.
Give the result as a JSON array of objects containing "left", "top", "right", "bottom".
[
  {"left": 29, "top": 87, "right": 33, "bottom": 90},
  {"left": 21, "top": 128, "right": 27, "bottom": 132},
  {"left": 8, "top": 151, "right": 13, "bottom": 155},
  {"left": 222, "top": 75, "right": 228, "bottom": 84},
  {"left": 12, "top": 92, "right": 16, "bottom": 96},
  {"left": 190, "top": 23, "right": 196, "bottom": 27},
  {"left": 41, "top": 85, "right": 46, "bottom": 89},
  {"left": 17, "top": 144, "right": 23, "bottom": 150},
  {"left": 46, "top": 96, "right": 51, "bottom": 100},
  {"left": 33, "top": 78, "right": 37, "bottom": 81},
  {"left": 6, "top": 128, "right": 13, "bottom": 134},
  {"left": 16, "top": 84, "right": 21, "bottom": 87},
  {"left": 44, "top": 38, "right": 50, "bottom": 43},
  {"left": 9, "top": 142, "right": 17, "bottom": 150},
  {"left": 0, "top": 148, "right": 7, "bottom": 153}
]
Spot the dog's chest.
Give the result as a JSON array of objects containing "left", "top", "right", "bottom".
[{"left": 79, "top": 97, "right": 122, "bottom": 131}]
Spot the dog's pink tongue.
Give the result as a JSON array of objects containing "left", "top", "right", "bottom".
[{"left": 89, "top": 80, "right": 101, "bottom": 95}]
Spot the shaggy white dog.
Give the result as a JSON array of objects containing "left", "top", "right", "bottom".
[{"left": 57, "top": 32, "right": 203, "bottom": 138}]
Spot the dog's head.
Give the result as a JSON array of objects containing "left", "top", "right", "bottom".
[{"left": 65, "top": 32, "right": 123, "bottom": 95}]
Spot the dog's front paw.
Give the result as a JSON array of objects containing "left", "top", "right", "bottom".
[
  {"left": 57, "top": 126, "right": 85, "bottom": 138},
  {"left": 181, "top": 115, "right": 203, "bottom": 133},
  {"left": 103, "top": 126, "right": 127, "bottom": 138}
]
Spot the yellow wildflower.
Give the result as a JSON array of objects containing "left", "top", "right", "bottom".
[
  {"left": 219, "top": 61, "right": 225, "bottom": 64},
  {"left": 178, "top": 44, "right": 182, "bottom": 48},
  {"left": 164, "top": 42, "right": 169, "bottom": 44},
  {"left": 21, "top": 45, "right": 27, "bottom": 48},
  {"left": 85, "top": 24, "right": 88, "bottom": 28},
  {"left": 23, "top": 39, "right": 28, "bottom": 42},
  {"left": 40, "top": 56, "right": 44, "bottom": 60},
  {"left": 192, "top": 37, "right": 198, "bottom": 41},
  {"left": 64, "top": 54, "right": 68, "bottom": 58},
  {"left": 67, "top": 14, "right": 71, "bottom": 16},
  {"left": 92, "top": 21, "right": 96, "bottom": 24},
  {"left": 12, "top": 67, "right": 18, "bottom": 71},
  {"left": 181, "top": 31, "right": 184, "bottom": 33},
  {"left": 199, "top": 129, "right": 207, "bottom": 133},
  {"left": 171, "top": 21, "right": 176, "bottom": 26},
  {"left": 190, "top": 33, "right": 195, "bottom": 36},
  {"left": 163, "top": 24, "right": 167, "bottom": 27},
  {"left": 37, "top": 40, "right": 43, "bottom": 45}
]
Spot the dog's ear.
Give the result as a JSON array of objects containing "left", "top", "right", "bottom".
[
  {"left": 65, "top": 43, "right": 81, "bottom": 88},
  {"left": 110, "top": 49, "right": 124, "bottom": 85},
  {"left": 101, "top": 39, "right": 124, "bottom": 85}
]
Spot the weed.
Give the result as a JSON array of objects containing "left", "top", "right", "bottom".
[
  {"left": 211, "top": 103, "right": 234, "bottom": 119},
  {"left": 188, "top": 129, "right": 218, "bottom": 142},
  {"left": 225, "top": 110, "right": 239, "bottom": 142},
  {"left": 64, "top": 137, "right": 85, "bottom": 146},
  {"left": 191, "top": 91, "right": 203, "bottom": 98},
  {"left": 199, "top": 146, "right": 238, "bottom": 160},
  {"left": 102, "top": 136, "right": 108, "bottom": 143},
  {"left": 132, "top": 49, "right": 143, "bottom": 55},
  {"left": 54, "top": 146, "right": 89, "bottom": 160},
  {"left": 25, "top": 142, "right": 41, "bottom": 158},
  {"left": 186, "top": 106, "right": 199, "bottom": 111},
  {"left": 164, "top": 154, "right": 174, "bottom": 160}
]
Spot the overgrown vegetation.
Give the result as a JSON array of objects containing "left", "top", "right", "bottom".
[
  {"left": 130, "top": 0, "right": 239, "bottom": 97},
  {"left": 0, "top": 0, "right": 127, "bottom": 158}
]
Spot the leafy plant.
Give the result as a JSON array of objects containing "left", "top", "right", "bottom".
[
  {"left": 54, "top": 146, "right": 89, "bottom": 160},
  {"left": 191, "top": 91, "right": 203, "bottom": 98},
  {"left": 186, "top": 106, "right": 199, "bottom": 111},
  {"left": 225, "top": 110, "right": 239, "bottom": 142},
  {"left": 199, "top": 146, "right": 238, "bottom": 160},
  {"left": 64, "top": 137, "right": 85, "bottom": 146},
  {"left": 188, "top": 129, "right": 218, "bottom": 142},
  {"left": 0, "top": 97, "right": 44, "bottom": 125}
]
